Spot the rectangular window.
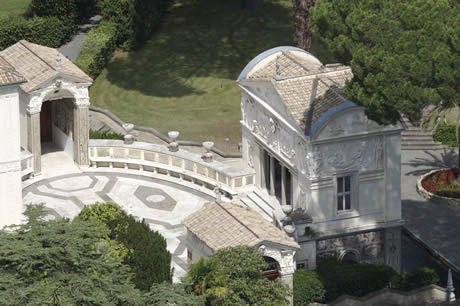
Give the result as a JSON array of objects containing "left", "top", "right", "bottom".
[{"left": 337, "top": 175, "right": 352, "bottom": 212}]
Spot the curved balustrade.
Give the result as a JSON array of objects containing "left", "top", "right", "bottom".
[{"left": 88, "top": 140, "right": 255, "bottom": 200}]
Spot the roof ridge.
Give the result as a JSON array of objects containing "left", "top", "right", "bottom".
[
  {"left": 274, "top": 66, "right": 351, "bottom": 83},
  {"left": 215, "top": 201, "right": 260, "bottom": 240},
  {"left": 19, "top": 40, "right": 57, "bottom": 72}
]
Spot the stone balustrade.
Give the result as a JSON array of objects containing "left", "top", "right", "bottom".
[
  {"left": 20, "top": 149, "right": 33, "bottom": 180},
  {"left": 88, "top": 140, "right": 255, "bottom": 200}
]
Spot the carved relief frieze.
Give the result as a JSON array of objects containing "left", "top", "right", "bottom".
[
  {"left": 280, "top": 126, "right": 296, "bottom": 163},
  {"left": 316, "top": 230, "right": 384, "bottom": 264},
  {"left": 318, "top": 109, "right": 383, "bottom": 139},
  {"left": 305, "top": 136, "right": 383, "bottom": 179},
  {"left": 247, "top": 143, "right": 254, "bottom": 168}
]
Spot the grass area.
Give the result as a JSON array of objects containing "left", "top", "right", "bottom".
[
  {"left": 0, "top": 0, "right": 31, "bottom": 19},
  {"left": 89, "top": 0, "right": 335, "bottom": 152}
]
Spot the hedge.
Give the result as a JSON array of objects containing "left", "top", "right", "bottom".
[
  {"left": 79, "top": 202, "right": 172, "bottom": 291},
  {"left": 293, "top": 270, "right": 326, "bottom": 305},
  {"left": 316, "top": 257, "right": 396, "bottom": 302},
  {"left": 0, "top": 16, "right": 73, "bottom": 50},
  {"left": 89, "top": 129, "right": 124, "bottom": 140},
  {"left": 27, "top": 0, "right": 98, "bottom": 23},
  {"left": 314, "top": 257, "right": 439, "bottom": 302},
  {"left": 392, "top": 268, "right": 439, "bottom": 292},
  {"left": 75, "top": 21, "right": 118, "bottom": 79},
  {"left": 433, "top": 123, "right": 459, "bottom": 147},
  {"left": 100, "top": 0, "right": 171, "bottom": 50}
]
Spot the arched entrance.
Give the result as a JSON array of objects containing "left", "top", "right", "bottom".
[
  {"left": 40, "top": 98, "right": 75, "bottom": 159},
  {"left": 263, "top": 256, "right": 281, "bottom": 280}
]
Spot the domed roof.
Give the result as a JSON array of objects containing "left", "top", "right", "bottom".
[{"left": 237, "top": 46, "right": 354, "bottom": 137}]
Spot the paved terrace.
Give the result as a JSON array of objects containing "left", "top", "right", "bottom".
[
  {"left": 402, "top": 149, "right": 460, "bottom": 273},
  {"left": 23, "top": 149, "right": 214, "bottom": 282}
]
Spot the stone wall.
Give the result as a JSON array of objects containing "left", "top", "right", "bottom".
[
  {"left": 311, "top": 284, "right": 452, "bottom": 306},
  {"left": 316, "top": 230, "right": 385, "bottom": 265}
]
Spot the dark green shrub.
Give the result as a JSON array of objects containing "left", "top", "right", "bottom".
[
  {"left": 100, "top": 0, "right": 171, "bottom": 50},
  {"left": 433, "top": 124, "right": 458, "bottom": 147},
  {"left": 392, "top": 268, "right": 439, "bottom": 291},
  {"left": 118, "top": 215, "right": 172, "bottom": 290},
  {"left": 293, "top": 270, "right": 326, "bottom": 305},
  {"left": 75, "top": 22, "right": 118, "bottom": 79},
  {"left": 89, "top": 129, "right": 124, "bottom": 140},
  {"left": 28, "top": 0, "right": 98, "bottom": 22},
  {"left": 316, "top": 257, "right": 395, "bottom": 302},
  {"left": 0, "top": 16, "right": 73, "bottom": 50},
  {"left": 79, "top": 202, "right": 172, "bottom": 291},
  {"left": 144, "top": 282, "right": 205, "bottom": 305}
]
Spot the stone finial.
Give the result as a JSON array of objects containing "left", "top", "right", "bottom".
[
  {"left": 123, "top": 134, "right": 134, "bottom": 145},
  {"left": 447, "top": 268, "right": 456, "bottom": 303},
  {"left": 56, "top": 54, "right": 62, "bottom": 72},
  {"left": 167, "top": 131, "right": 180, "bottom": 152},
  {"left": 202, "top": 141, "right": 214, "bottom": 162},
  {"left": 213, "top": 184, "right": 222, "bottom": 201}
]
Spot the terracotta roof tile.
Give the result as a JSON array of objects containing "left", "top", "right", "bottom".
[
  {"left": 0, "top": 56, "right": 25, "bottom": 86},
  {"left": 183, "top": 201, "right": 299, "bottom": 251},
  {"left": 0, "top": 40, "right": 92, "bottom": 92}
]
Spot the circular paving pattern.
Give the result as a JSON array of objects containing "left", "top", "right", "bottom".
[{"left": 22, "top": 172, "right": 213, "bottom": 282}]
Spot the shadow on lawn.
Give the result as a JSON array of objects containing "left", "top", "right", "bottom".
[{"left": 104, "top": 0, "right": 296, "bottom": 98}]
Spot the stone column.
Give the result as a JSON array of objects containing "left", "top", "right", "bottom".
[
  {"left": 281, "top": 166, "right": 286, "bottom": 205},
  {"left": 27, "top": 112, "right": 41, "bottom": 175},
  {"left": 73, "top": 105, "right": 89, "bottom": 166},
  {"left": 270, "top": 156, "right": 275, "bottom": 196}
]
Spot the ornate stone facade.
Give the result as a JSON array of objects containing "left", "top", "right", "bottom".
[{"left": 316, "top": 230, "right": 386, "bottom": 265}]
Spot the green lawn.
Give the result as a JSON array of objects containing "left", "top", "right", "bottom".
[
  {"left": 89, "top": 0, "right": 334, "bottom": 152},
  {"left": 0, "top": 0, "right": 31, "bottom": 19}
]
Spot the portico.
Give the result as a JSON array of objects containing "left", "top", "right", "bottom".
[{"left": 0, "top": 40, "right": 92, "bottom": 176}]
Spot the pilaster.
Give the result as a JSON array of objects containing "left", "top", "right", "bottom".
[
  {"left": 73, "top": 105, "right": 89, "bottom": 166},
  {"left": 27, "top": 112, "right": 41, "bottom": 175}
]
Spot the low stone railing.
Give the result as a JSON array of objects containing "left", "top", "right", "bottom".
[
  {"left": 20, "top": 149, "right": 33, "bottom": 179},
  {"left": 88, "top": 140, "right": 255, "bottom": 200}
]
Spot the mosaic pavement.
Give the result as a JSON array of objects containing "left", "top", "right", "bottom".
[{"left": 23, "top": 172, "right": 214, "bottom": 282}]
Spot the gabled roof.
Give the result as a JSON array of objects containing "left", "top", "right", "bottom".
[
  {"left": 0, "top": 40, "right": 92, "bottom": 92},
  {"left": 237, "top": 47, "right": 354, "bottom": 137},
  {"left": 183, "top": 201, "right": 299, "bottom": 251},
  {"left": 0, "top": 56, "right": 25, "bottom": 87}
]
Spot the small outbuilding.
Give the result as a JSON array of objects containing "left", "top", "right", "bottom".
[{"left": 183, "top": 201, "right": 300, "bottom": 287}]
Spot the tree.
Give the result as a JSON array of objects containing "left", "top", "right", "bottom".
[
  {"left": 312, "top": 0, "right": 459, "bottom": 125},
  {"left": 79, "top": 202, "right": 172, "bottom": 291},
  {"left": 293, "top": 0, "right": 316, "bottom": 51},
  {"left": 144, "top": 282, "right": 205, "bottom": 306},
  {"left": 0, "top": 204, "right": 143, "bottom": 305},
  {"left": 184, "top": 245, "right": 291, "bottom": 305}
]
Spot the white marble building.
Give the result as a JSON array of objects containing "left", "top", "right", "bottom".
[
  {"left": 0, "top": 40, "right": 92, "bottom": 227},
  {"left": 237, "top": 46, "right": 404, "bottom": 270},
  {"left": 1, "top": 41, "right": 404, "bottom": 285}
]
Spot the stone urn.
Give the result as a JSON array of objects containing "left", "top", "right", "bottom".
[
  {"left": 283, "top": 224, "right": 296, "bottom": 236},
  {"left": 168, "top": 131, "right": 180, "bottom": 152},
  {"left": 281, "top": 204, "right": 293, "bottom": 215},
  {"left": 202, "top": 141, "right": 214, "bottom": 162}
]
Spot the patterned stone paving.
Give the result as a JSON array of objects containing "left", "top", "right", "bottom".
[{"left": 23, "top": 172, "right": 213, "bottom": 282}]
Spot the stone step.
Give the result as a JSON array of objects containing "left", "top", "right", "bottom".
[
  {"left": 401, "top": 145, "right": 447, "bottom": 150},
  {"left": 401, "top": 138, "right": 438, "bottom": 143},
  {"left": 402, "top": 131, "right": 433, "bottom": 136},
  {"left": 239, "top": 196, "right": 272, "bottom": 221},
  {"left": 248, "top": 192, "right": 274, "bottom": 217}
]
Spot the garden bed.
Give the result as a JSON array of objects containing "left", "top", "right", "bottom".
[{"left": 417, "top": 168, "right": 460, "bottom": 206}]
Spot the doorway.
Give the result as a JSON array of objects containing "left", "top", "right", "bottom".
[{"left": 40, "top": 101, "right": 52, "bottom": 143}]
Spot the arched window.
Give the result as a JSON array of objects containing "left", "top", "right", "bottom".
[{"left": 339, "top": 249, "right": 360, "bottom": 264}]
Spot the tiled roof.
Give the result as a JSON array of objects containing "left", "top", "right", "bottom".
[
  {"left": 240, "top": 49, "right": 353, "bottom": 135},
  {"left": 0, "top": 56, "right": 25, "bottom": 86},
  {"left": 0, "top": 40, "right": 92, "bottom": 92},
  {"left": 183, "top": 201, "right": 299, "bottom": 251}
]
